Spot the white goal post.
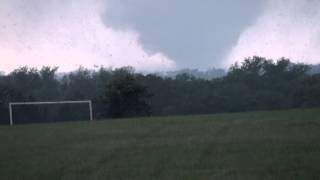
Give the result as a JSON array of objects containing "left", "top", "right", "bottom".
[{"left": 8, "top": 100, "right": 93, "bottom": 126}]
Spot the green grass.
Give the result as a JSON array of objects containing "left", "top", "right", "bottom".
[{"left": 1, "top": 108, "right": 320, "bottom": 180}]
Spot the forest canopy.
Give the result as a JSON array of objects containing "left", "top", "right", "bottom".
[{"left": 1, "top": 56, "right": 320, "bottom": 124}]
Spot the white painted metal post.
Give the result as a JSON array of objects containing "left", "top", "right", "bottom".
[
  {"left": 89, "top": 100, "right": 93, "bottom": 121},
  {"left": 9, "top": 103, "right": 13, "bottom": 126}
]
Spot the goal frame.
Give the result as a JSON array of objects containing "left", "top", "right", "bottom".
[{"left": 8, "top": 100, "right": 93, "bottom": 126}]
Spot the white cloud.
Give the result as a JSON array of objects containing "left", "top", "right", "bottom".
[
  {"left": 225, "top": 0, "right": 320, "bottom": 66},
  {"left": 0, "top": 0, "right": 176, "bottom": 73}
]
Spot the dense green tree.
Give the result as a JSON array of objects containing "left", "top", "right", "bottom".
[
  {"left": 38, "top": 67, "right": 60, "bottom": 100},
  {"left": 0, "top": 83, "right": 23, "bottom": 124},
  {"left": 104, "top": 67, "right": 152, "bottom": 118}
]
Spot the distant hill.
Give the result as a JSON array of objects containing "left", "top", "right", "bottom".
[
  {"left": 157, "top": 68, "right": 226, "bottom": 80},
  {"left": 310, "top": 64, "right": 320, "bottom": 74},
  {"left": 157, "top": 64, "right": 320, "bottom": 80}
]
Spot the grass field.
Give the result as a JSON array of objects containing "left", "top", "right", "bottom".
[{"left": 1, "top": 108, "right": 320, "bottom": 180}]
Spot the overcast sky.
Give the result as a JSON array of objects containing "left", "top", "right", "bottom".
[{"left": 1, "top": 0, "right": 320, "bottom": 72}]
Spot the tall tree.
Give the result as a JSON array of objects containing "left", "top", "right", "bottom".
[{"left": 105, "top": 67, "right": 152, "bottom": 118}]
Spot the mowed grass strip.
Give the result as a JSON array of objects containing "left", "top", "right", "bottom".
[{"left": 1, "top": 108, "right": 320, "bottom": 180}]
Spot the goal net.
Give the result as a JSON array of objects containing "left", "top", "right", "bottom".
[{"left": 9, "top": 100, "right": 93, "bottom": 126}]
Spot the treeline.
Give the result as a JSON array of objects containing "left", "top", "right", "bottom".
[{"left": 1, "top": 56, "right": 320, "bottom": 124}]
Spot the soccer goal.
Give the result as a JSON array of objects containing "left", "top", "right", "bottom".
[{"left": 8, "top": 100, "right": 93, "bottom": 126}]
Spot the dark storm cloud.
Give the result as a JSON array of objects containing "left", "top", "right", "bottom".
[{"left": 104, "top": 0, "right": 264, "bottom": 68}]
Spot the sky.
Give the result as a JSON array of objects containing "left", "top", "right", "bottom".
[{"left": 0, "top": 0, "right": 320, "bottom": 73}]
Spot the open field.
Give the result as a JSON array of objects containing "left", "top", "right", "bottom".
[{"left": 1, "top": 108, "right": 320, "bottom": 180}]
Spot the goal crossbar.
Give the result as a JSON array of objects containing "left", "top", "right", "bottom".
[{"left": 9, "top": 100, "right": 93, "bottom": 126}]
